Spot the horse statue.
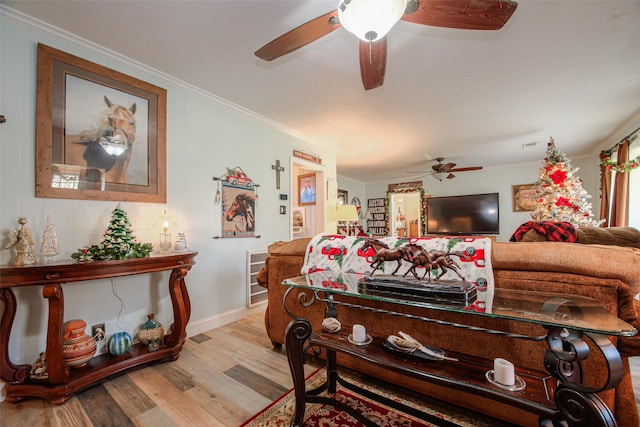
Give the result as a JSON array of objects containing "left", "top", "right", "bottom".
[
  {"left": 65, "top": 96, "right": 137, "bottom": 184},
  {"left": 401, "top": 245, "right": 466, "bottom": 282},
  {"left": 360, "top": 238, "right": 405, "bottom": 275},
  {"left": 226, "top": 193, "right": 255, "bottom": 232}
]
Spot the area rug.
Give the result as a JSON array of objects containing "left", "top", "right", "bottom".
[{"left": 240, "top": 368, "right": 515, "bottom": 427}]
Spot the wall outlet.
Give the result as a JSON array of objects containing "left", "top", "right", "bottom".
[{"left": 91, "top": 323, "right": 105, "bottom": 341}]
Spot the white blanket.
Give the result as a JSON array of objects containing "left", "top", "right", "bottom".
[{"left": 302, "top": 234, "right": 494, "bottom": 311}]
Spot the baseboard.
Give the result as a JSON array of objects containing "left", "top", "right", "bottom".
[{"left": 186, "top": 303, "right": 266, "bottom": 337}]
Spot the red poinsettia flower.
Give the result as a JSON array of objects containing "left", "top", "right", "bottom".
[
  {"left": 549, "top": 170, "right": 567, "bottom": 185},
  {"left": 555, "top": 197, "right": 572, "bottom": 207}
]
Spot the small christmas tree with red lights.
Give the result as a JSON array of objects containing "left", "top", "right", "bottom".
[{"left": 531, "top": 138, "right": 603, "bottom": 227}]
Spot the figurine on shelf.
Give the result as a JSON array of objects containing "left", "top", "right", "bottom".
[
  {"left": 4, "top": 217, "right": 37, "bottom": 266},
  {"left": 30, "top": 352, "right": 48, "bottom": 380},
  {"left": 40, "top": 212, "right": 60, "bottom": 262}
]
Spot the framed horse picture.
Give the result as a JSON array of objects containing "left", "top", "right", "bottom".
[
  {"left": 221, "top": 182, "right": 256, "bottom": 238},
  {"left": 35, "top": 43, "right": 167, "bottom": 202}
]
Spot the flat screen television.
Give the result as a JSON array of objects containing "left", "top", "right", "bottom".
[{"left": 426, "top": 193, "right": 499, "bottom": 235}]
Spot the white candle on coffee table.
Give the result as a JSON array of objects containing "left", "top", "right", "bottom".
[
  {"left": 352, "top": 324, "right": 367, "bottom": 342},
  {"left": 494, "top": 358, "right": 515, "bottom": 386}
]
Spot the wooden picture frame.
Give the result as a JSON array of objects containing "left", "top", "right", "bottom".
[
  {"left": 337, "top": 189, "right": 348, "bottom": 206},
  {"left": 35, "top": 43, "right": 167, "bottom": 202},
  {"left": 512, "top": 183, "right": 541, "bottom": 212},
  {"left": 298, "top": 173, "right": 316, "bottom": 206}
]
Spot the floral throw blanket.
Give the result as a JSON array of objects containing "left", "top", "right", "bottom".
[{"left": 301, "top": 234, "right": 494, "bottom": 312}]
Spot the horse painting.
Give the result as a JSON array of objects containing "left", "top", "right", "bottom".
[
  {"left": 64, "top": 96, "right": 137, "bottom": 184},
  {"left": 225, "top": 193, "right": 255, "bottom": 233}
]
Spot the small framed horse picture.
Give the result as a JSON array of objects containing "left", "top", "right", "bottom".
[{"left": 35, "top": 44, "right": 167, "bottom": 202}]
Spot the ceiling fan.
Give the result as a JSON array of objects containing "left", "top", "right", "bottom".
[
  {"left": 413, "top": 157, "right": 483, "bottom": 180},
  {"left": 254, "top": 0, "right": 518, "bottom": 90}
]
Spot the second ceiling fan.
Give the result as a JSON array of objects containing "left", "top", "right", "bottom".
[
  {"left": 414, "top": 157, "right": 483, "bottom": 180},
  {"left": 255, "top": 0, "right": 518, "bottom": 90}
]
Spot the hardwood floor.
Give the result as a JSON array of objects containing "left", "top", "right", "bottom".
[
  {"left": 0, "top": 310, "right": 318, "bottom": 427},
  {"left": 2, "top": 310, "right": 640, "bottom": 426}
]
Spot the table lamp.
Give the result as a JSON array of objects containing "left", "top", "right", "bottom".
[{"left": 336, "top": 205, "right": 359, "bottom": 236}]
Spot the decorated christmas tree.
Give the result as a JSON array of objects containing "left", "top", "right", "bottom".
[
  {"left": 531, "top": 138, "right": 603, "bottom": 227},
  {"left": 72, "top": 205, "right": 152, "bottom": 261}
]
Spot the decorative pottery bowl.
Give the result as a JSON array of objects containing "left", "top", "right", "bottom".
[{"left": 62, "top": 319, "right": 96, "bottom": 368}]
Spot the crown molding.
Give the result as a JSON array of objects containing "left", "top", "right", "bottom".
[{"left": 0, "top": 4, "right": 312, "bottom": 144}]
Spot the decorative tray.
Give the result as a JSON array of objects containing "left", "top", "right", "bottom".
[{"left": 382, "top": 338, "right": 448, "bottom": 361}]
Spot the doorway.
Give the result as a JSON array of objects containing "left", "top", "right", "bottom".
[
  {"left": 291, "top": 158, "right": 326, "bottom": 240},
  {"left": 387, "top": 187, "right": 426, "bottom": 237}
]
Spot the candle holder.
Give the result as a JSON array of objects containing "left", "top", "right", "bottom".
[
  {"left": 159, "top": 231, "right": 172, "bottom": 253},
  {"left": 485, "top": 370, "right": 526, "bottom": 391}
]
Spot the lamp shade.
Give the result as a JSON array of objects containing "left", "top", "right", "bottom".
[
  {"left": 336, "top": 205, "right": 359, "bottom": 221},
  {"left": 338, "top": 0, "right": 408, "bottom": 42}
]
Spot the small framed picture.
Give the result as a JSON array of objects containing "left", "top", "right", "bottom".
[
  {"left": 337, "top": 189, "right": 348, "bottom": 206},
  {"left": 298, "top": 173, "right": 316, "bottom": 206},
  {"left": 512, "top": 183, "right": 541, "bottom": 212}
]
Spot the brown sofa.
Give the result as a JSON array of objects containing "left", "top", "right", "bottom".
[{"left": 257, "top": 237, "right": 640, "bottom": 426}]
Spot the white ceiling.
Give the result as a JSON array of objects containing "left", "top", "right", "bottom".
[{"left": 4, "top": 0, "right": 640, "bottom": 182}]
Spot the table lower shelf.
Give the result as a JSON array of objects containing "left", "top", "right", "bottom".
[
  {"left": 6, "top": 342, "right": 181, "bottom": 404},
  {"left": 310, "top": 331, "right": 559, "bottom": 419}
]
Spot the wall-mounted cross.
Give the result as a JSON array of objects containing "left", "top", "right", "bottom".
[{"left": 271, "top": 160, "right": 285, "bottom": 189}]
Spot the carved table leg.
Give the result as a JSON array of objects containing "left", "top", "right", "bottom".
[
  {"left": 0, "top": 288, "right": 31, "bottom": 384},
  {"left": 43, "top": 284, "right": 70, "bottom": 385},
  {"left": 543, "top": 328, "right": 622, "bottom": 427},
  {"left": 164, "top": 266, "right": 191, "bottom": 355},
  {"left": 285, "top": 318, "right": 312, "bottom": 427}
]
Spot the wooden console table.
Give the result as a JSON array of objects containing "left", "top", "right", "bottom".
[
  {"left": 283, "top": 271, "right": 636, "bottom": 427},
  {"left": 0, "top": 251, "right": 197, "bottom": 403}
]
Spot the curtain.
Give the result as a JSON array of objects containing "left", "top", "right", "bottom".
[
  {"left": 599, "top": 161, "right": 611, "bottom": 227},
  {"left": 607, "top": 139, "right": 630, "bottom": 227}
]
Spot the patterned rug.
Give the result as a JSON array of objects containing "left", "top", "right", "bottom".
[{"left": 241, "top": 368, "right": 516, "bottom": 427}]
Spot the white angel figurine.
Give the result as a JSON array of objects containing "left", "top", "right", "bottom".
[{"left": 5, "top": 217, "right": 37, "bottom": 266}]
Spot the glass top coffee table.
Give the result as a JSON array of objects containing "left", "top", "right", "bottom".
[{"left": 283, "top": 271, "right": 636, "bottom": 427}]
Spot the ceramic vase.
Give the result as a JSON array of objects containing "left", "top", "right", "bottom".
[
  {"left": 62, "top": 319, "right": 96, "bottom": 368},
  {"left": 138, "top": 314, "right": 165, "bottom": 352},
  {"left": 107, "top": 332, "right": 132, "bottom": 356}
]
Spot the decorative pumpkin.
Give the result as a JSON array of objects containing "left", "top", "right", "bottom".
[{"left": 107, "top": 331, "right": 132, "bottom": 356}]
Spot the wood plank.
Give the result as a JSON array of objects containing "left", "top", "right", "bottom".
[
  {"left": 133, "top": 405, "right": 179, "bottom": 427},
  {"left": 188, "top": 333, "right": 211, "bottom": 344},
  {"left": 102, "top": 374, "right": 157, "bottom": 419},
  {"left": 128, "top": 365, "right": 223, "bottom": 426},
  {"left": 224, "top": 364, "right": 288, "bottom": 401},
  {"left": 151, "top": 362, "right": 197, "bottom": 392},
  {"left": 45, "top": 396, "right": 94, "bottom": 427},
  {"left": 0, "top": 399, "right": 47, "bottom": 427},
  {"left": 77, "top": 383, "right": 135, "bottom": 427},
  {"left": 172, "top": 350, "right": 272, "bottom": 412}
]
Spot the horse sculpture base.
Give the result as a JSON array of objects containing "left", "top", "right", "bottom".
[{"left": 358, "top": 275, "right": 477, "bottom": 307}]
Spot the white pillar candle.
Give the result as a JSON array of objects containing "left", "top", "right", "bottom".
[
  {"left": 352, "top": 324, "right": 367, "bottom": 342},
  {"left": 494, "top": 358, "right": 515, "bottom": 386}
]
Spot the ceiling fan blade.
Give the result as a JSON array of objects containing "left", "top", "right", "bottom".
[
  {"left": 447, "top": 173, "right": 456, "bottom": 179},
  {"left": 450, "top": 166, "right": 483, "bottom": 172},
  {"left": 255, "top": 10, "right": 341, "bottom": 61},
  {"left": 401, "top": 0, "right": 518, "bottom": 31},
  {"left": 359, "top": 38, "right": 387, "bottom": 90}
]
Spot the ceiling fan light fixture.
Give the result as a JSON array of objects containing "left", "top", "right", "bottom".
[
  {"left": 432, "top": 172, "right": 448, "bottom": 181},
  {"left": 338, "top": 0, "right": 408, "bottom": 42}
]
